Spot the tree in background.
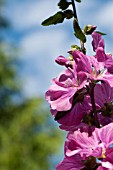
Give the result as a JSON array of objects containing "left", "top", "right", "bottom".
[{"left": 0, "top": 1, "right": 63, "bottom": 170}]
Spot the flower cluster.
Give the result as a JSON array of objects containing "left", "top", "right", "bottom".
[
  {"left": 57, "top": 123, "right": 113, "bottom": 170},
  {"left": 46, "top": 31, "right": 113, "bottom": 169}
]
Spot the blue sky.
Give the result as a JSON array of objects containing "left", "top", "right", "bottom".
[{"left": 3, "top": 0, "right": 113, "bottom": 98}]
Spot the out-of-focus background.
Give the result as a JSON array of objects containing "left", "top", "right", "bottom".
[{"left": 0, "top": 0, "right": 113, "bottom": 170}]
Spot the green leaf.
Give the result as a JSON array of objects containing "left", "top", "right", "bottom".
[
  {"left": 41, "top": 12, "right": 65, "bottom": 26},
  {"left": 57, "top": 0, "right": 71, "bottom": 10},
  {"left": 63, "top": 10, "right": 73, "bottom": 19},
  {"left": 73, "top": 19, "right": 86, "bottom": 43},
  {"left": 96, "top": 31, "right": 106, "bottom": 35},
  {"left": 75, "top": 0, "right": 81, "bottom": 3}
]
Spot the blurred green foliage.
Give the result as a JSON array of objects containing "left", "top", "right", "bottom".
[{"left": 0, "top": 1, "right": 63, "bottom": 170}]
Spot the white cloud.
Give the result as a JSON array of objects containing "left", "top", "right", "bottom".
[
  {"left": 20, "top": 28, "right": 71, "bottom": 58},
  {"left": 6, "top": 0, "right": 58, "bottom": 30},
  {"left": 19, "top": 27, "right": 72, "bottom": 96}
]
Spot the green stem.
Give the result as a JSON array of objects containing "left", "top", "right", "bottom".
[
  {"left": 71, "top": 0, "right": 85, "bottom": 53},
  {"left": 90, "top": 83, "right": 100, "bottom": 128},
  {"left": 71, "top": 0, "right": 78, "bottom": 21}
]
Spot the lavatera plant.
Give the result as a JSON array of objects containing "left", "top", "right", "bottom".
[{"left": 42, "top": 0, "right": 113, "bottom": 169}]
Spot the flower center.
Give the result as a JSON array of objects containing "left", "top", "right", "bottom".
[
  {"left": 92, "top": 66, "right": 107, "bottom": 78},
  {"left": 101, "top": 148, "right": 106, "bottom": 159}
]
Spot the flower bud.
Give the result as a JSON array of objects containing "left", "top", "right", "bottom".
[
  {"left": 55, "top": 56, "right": 69, "bottom": 66},
  {"left": 84, "top": 25, "right": 97, "bottom": 35}
]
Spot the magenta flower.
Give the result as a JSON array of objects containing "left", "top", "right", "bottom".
[
  {"left": 92, "top": 31, "right": 104, "bottom": 52},
  {"left": 94, "top": 83, "right": 113, "bottom": 108},
  {"left": 57, "top": 96, "right": 92, "bottom": 131},
  {"left": 57, "top": 123, "right": 113, "bottom": 169},
  {"left": 66, "top": 128, "right": 100, "bottom": 159},
  {"left": 55, "top": 55, "right": 72, "bottom": 68},
  {"left": 46, "top": 63, "right": 87, "bottom": 112},
  {"left": 72, "top": 50, "right": 113, "bottom": 87},
  {"left": 92, "top": 32, "right": 113, "bottom": 74},
  {"left": 95, "top": 47, "right": 113, "bottom": 74},
  {"left": 94, "top": 83, "right": 113, "bottom": 126},
  {"left": 56, "top": 154, "right": 84, "bottom": 170}
]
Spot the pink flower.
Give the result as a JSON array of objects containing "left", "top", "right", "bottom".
[
  {"left": 55, "top": 56, "right": 73, "bottom": 68},
  {"left": 46, "top": 63, "right": 87, "bottom": 112},
  {"left": 58, "top": 123, "right": 113, "bottom": 169},
  {"left": 94, "top": 83, "right": 113, "bottom": 126},
  {"left": 96, "top": 47, "right": 113, "bottom": 74},
  {"left": 92, "top": 32, "right": 113, "bottom": 74},
  {"left": 92, "top": 32, "right": 104, "bottom": 52},
  {"left": 95, "top": 83, "right": 113, "bottom": 108},
  {"left": 66, "top": 128, "right": 100, "bottom": 159},
  {"left": 56, "top": 154, "right": 84, "bottom": 170},
  {"left": 72, "top": 50, "right": 113, "bottom": 87},
  {"left": 57, "top": 96, "right": 91, "bottom": 131}
]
